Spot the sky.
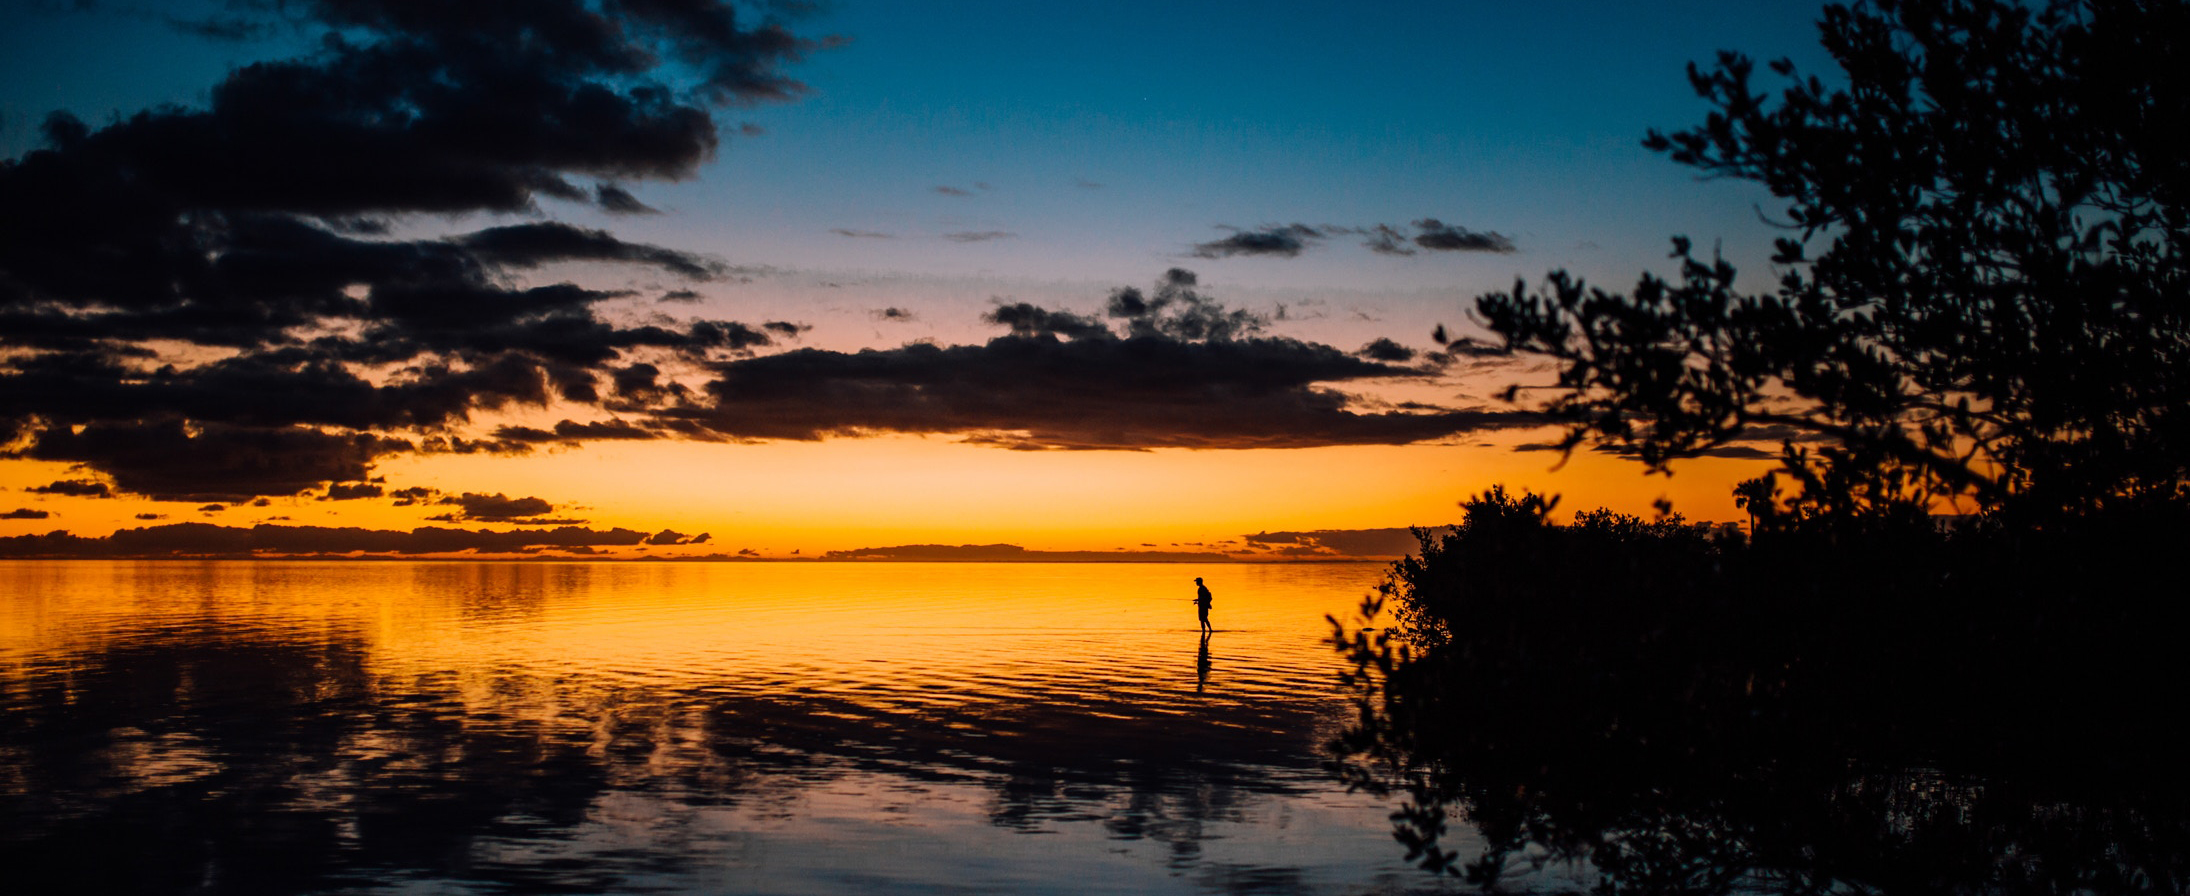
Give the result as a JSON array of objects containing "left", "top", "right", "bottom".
[{"left": 0, "top": 0, "right": 1837, "bottom": 560}]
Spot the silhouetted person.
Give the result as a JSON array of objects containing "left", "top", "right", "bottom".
[{"left": 1193, "top": 577, "right": 1213, "bottom": 633}]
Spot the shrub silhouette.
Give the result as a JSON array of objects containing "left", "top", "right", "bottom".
[{"left": 1330, "top": 488, "right": 2190, "bottom": 890}]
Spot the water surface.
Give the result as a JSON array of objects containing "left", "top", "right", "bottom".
[{"left": 1, "top": 561, "right": 1507, "bottom": 894}]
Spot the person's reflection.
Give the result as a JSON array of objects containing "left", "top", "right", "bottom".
[{"left": 1196, "top": 631, "right": 1212, "bottom": 694}]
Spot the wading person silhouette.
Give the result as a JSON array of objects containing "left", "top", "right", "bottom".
[{"left": 1193, "top": 577, "right": 1213, "bottom": 633}]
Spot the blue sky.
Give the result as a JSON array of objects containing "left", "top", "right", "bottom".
[{"left": 3, "top": 0, "right": 1834, "bottom": 307}]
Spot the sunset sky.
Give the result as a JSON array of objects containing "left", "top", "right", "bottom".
[{"left": 0, "top": 0, "right": 1830, "bottom": 559}]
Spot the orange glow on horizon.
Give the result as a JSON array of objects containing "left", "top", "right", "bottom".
[{"left": 3, "top": 431, "right": 1771, "bottom": 557}]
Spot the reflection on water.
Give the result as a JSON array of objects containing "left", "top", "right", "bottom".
[{"left": 1, "top": 561, "right": 1486, "bottom": 895}]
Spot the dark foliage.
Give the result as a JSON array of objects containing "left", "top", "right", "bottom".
[
  {"left": 1330, "top": 488, "right": 2190, "bottom": 891},
  {"left": 1471, "top": 0, "right": 2189, "bottom": 525}
]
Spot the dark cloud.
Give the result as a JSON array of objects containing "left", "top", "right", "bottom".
[
  {"left": 0, "top": 522, "right": 652, "bottom": 557},
  {"left": 933, "top": 185, "right": 974, "bottom": 197},
  {"left": 943, "top": 231, "right": 1015, "bottom": 243},
  {"left": 1411, "top": 218, "right": 1515, "bottom": 253},
  {"left": 984, "top": 303, "right": 1111, "bottom": 341},
  {"left": 16, "top": 5, "right": 817, "bottom": 219},
  {"left": 135, "top": 513, "right": 164, "bottom": 521},
  {"left": 1357, "top": 338, "right": 1416, "bottom": 363},
  {"left": 11, "top": 421, "right": 399, "bottom": 502},
  {"left": 438, "top": 492, "right": 555, "bottom": 523},
  {"left": 165, "top": 14, "right": 275, "bottom": 42},
  {"left": 874, "top": 307, "right": 916, "bottom": 322},
  {"left": 666, "top": 271, "right": 1547, "bottom": 450},
  {"left": 829, "top": 228, "right": 893, "bottom": 238},
  {"left": 660, "top": 289, "right": 704, "bottom": 302},
  {"left": 455, "top": 223, "right": 719, "bottom": 278},
  {"left": 644, "top": 528, "right": 710, "bottom": 545},
  {"left": 2, "top": 508, "right": 51, "bottom": 520},
  {"left": 199, "top": 504, "right": 226, "bottom": 512},
  {"left": 1190, "top": 224, "right": 1323, "bottom": 259},
  {"left": 1188, "top": 220, "right": 1514, "bottom": 259},
  {"left": 1103, "top": 268, "right": 1265, "bottom": 341},
  {"left": 324, "top": 482, "right": 385, "bottom": 500},
  {"left": 593, "top": 183, "right": 658, "bottom": 215},
  {"left": 493, "top": 419, "right": 659, "bottom": 443},
  {"left": 605, "top": 362, "right": 689, "bottom": 409},
  {"left": 0, "top": 0, "right": 822, "bottom": 500},
  {"left": 29, "top": 479, "right": 113, "bottom": 498},
  {"left": 1360, "top": 224, "right": 1415, "bottom": 256}
]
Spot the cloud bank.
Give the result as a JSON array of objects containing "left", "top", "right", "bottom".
[
  {"left": 2, "top": 0, "right": 826, "bottom": 500},
  {"left": 662, "top": 270, "right": 1545, "bottom": 450},
  {"left": 0, "top": 523, "right": 656, "bottom": 557}
]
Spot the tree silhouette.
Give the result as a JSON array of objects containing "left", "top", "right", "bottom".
[
  {"left": 1472, "top": 0, "right": 2188, "bottom": 524},
  {"left": 1341, "top": 0, "right": 2190, "bottom": 883}
]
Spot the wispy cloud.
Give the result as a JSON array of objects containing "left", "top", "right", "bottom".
[
  {"left": 1187, "top": 219, "right": 1516, "bottom": 259},
  {"left": 593, "top": 183, "right": 659, "bottom": 215},
  {"left": 495, "top": 419, "right": 659, "bottom": 444},
  {"left": 29, "top": 479, "right": 113, "bottom": 498},
  {"left": 1410, "top": 218, "right": 1515, "bottom": 253},
  {"left": 1190, "top": 224, "right": 1324, "bottom": 258},
  {"left": 943, "top": 230, "right": 1016, "bottom": 243},
  {"left": 324, "top": 482, "right": 384, "bottom": 501},
  {"left": 429, "top": 492, "right": 583, "bottom": 525},
  {"left": 1356, "top": 338, "right": 1417, "bottom": 362},
  {"left": 1359, "top": 224, "right": 1416, "bottom": 256}
]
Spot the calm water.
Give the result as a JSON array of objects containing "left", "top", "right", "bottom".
[{"left": 0, "top": 561, "right": 1519, "bottom": 895}]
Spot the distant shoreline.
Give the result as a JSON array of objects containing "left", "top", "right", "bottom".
[{"left": 0, "top": 554, "right": 1397, "bottom": 564}]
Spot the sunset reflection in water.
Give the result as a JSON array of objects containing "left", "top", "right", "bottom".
[{"left": 1, "top": 560, "right": 1510, "bottom": 894}]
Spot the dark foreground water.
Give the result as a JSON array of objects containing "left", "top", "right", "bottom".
[{"left": 0, "top": 561, "right": 1525, "bottom": 895}]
